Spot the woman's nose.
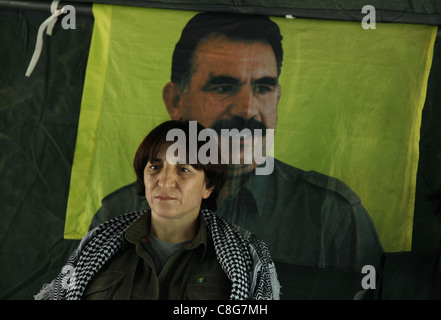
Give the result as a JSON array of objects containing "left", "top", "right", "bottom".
[{"left": 158, "top": 168, "right": 177, "bottom": 188}]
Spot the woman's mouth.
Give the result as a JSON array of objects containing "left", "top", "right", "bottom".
[{"left": 155, "top": 195, "right": 176, "bottom": 201}]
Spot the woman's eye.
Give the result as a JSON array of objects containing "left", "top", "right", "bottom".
[{"left": 178, "top": 167, "right": 190, "bottom": 173}]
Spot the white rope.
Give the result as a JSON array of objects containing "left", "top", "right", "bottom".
[{"left": 25, "top": 1, "right": 65, "bottom": 77}]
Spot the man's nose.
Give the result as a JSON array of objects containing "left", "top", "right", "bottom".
[{"left": 229, "top": 86, "right": 261, "bottom": 121}]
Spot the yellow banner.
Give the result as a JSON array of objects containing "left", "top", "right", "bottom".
[{"left": 65, "top": 4, "right": 436, "bottom": 254}]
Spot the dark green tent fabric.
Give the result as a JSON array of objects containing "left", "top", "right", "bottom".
[
  {"left": 413, "top": 39, "right": 441, "bottom": 252},
  {"left": 0, "top": 3, "right": 93, "bottom": 299},
  {"left": 379, "top": 252, "right": 441, "bottom": 299},
  {"left": 0, "top": 0, "right": 440, "bottom": 300}
]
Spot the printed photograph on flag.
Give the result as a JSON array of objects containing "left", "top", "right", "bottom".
[{"left": 64, "top": 4, "right": 436, "bottom": 294}]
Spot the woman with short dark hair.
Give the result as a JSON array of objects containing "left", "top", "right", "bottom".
[{"left": 35, "top": 120, "right": 280, "bottom": 300}]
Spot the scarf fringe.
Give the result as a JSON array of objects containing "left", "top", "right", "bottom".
[
  {"left": 34, "top": 281, "right": 54, "bottom": 300},
  {"left": 269, "top": 263, "right": 281, "bottom": 300}
]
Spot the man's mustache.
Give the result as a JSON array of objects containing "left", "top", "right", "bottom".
[{"left": 210, "top": 116, "right": 267, "bottom": 136}]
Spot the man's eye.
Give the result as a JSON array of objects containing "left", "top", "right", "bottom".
[
  {"left": 149, "top": 165, "right": 161, "bottom": 171},
  {"left": 212, "top": 85, "right": 235, "bottom": 94},
  {"left": 254, "top": 85, "right": 274, "bottom": 94}
]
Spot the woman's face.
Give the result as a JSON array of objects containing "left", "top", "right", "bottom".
[{"left": 144, "top": 148, "right": 213, "bottom": 223}]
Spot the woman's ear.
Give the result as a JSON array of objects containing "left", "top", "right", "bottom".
[
  {"left": 202, "top": 183, "right": 215, "bottom": 200},
  {"left": 163, "top": 81, "right": 183, "bottom": 120}
]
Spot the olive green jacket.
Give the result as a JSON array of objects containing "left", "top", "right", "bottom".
[{"left": 83, "top": 212, "right": 231, "bottom": 300}]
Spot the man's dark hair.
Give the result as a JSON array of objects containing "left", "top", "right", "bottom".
[
  {"left": 171, "top": 12, "right": 284, "bottom": 89},
  {"left": 133, "top": 120, "right": 228, "bottom": 211}
]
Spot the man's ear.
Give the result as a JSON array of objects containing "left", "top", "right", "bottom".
[{"left": 163, "top": 81, "right": 183, "bottom": 120}]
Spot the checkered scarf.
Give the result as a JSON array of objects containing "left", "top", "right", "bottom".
[{"left": 35, "top": 209, "right": 280, "bottom": 300}]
